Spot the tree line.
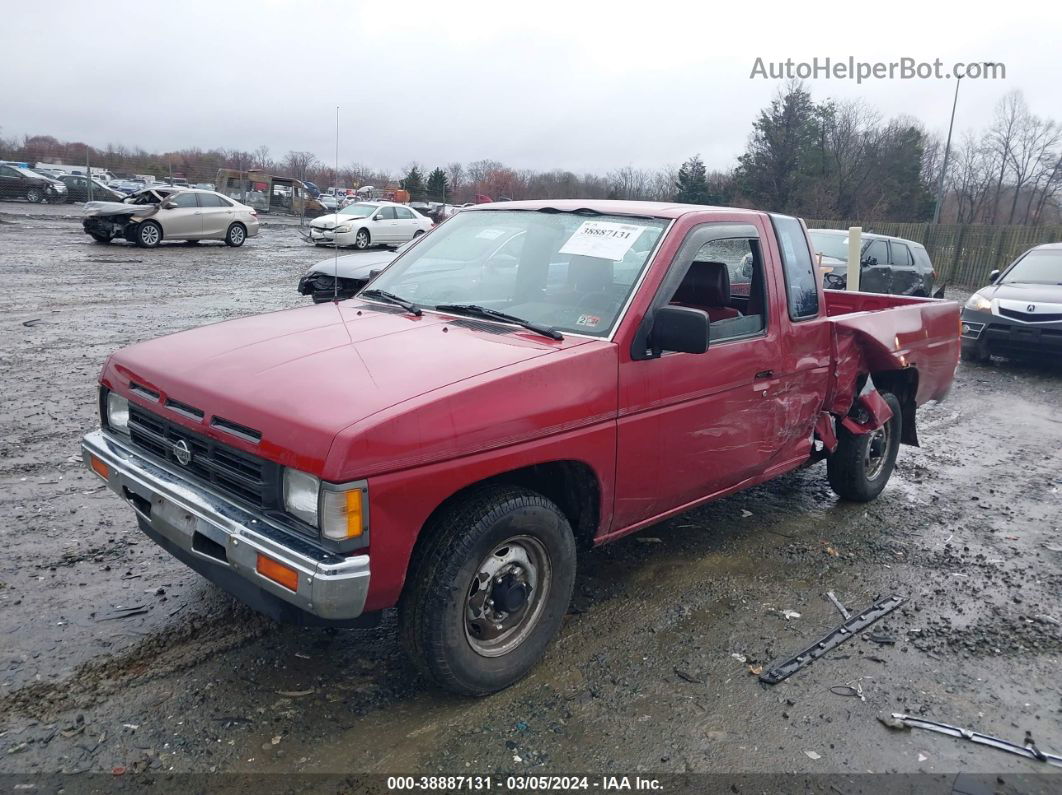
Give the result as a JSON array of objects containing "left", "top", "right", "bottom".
[{"left": 2, "top": 82, "right": 1058, "bottom": 224}]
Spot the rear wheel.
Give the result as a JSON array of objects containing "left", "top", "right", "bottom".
[
  {"left": 399, "top": 485, "right": 576, "bottom": 696},
  {"left": 827, "top": 391, "right": 902, "bottom": 502},
  {"left": 135, "top": 221, "right": 162, "bottom": 248},
  {"left": 225, "top": 223, "right": 246, "bottom": 247},
  {"left": 353, "top": 228, "right": 370, "bottom": 249}
]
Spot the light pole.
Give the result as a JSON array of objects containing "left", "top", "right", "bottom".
[{"left": 932, "top": 62, "right": 997, "bottom": 224}]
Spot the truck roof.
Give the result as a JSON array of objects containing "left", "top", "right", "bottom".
[{"left": 463, "top": 199, "right": 766, "bottom": 220}]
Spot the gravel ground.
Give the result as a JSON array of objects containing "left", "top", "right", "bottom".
[{"left": 0, "top": 201, "right": 1060, "bottom": 786}]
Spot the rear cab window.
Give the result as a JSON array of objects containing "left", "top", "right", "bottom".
[{"left": 771, "top": 215, "right": 820, "bottom": 319}]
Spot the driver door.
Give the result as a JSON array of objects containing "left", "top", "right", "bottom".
[
  {"left": 159, "top": 191, "right": 203, "bottom": 238},
  {"left": 372, "top": 206, "right": 399, "bottom": 243},
  {"left": 859, "top": 239, "right": 892, "bottom": 294}
]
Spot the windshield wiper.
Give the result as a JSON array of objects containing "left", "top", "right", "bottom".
[
  {"left": 360, "top": 289, "right": 422, "bottom": 316},
  {"left": 434, "top": 304, "right": 563, "bottom": 340}
]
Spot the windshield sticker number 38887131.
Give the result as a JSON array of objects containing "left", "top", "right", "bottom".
[{"left": 559, "top": 220, "right": 645, "bottom": 261}]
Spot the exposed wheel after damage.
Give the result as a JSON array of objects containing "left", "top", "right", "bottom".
[
  {"left": 399, "top": 485, "right": 576, "bottom": 696},
  {"left": 135, "top": 221, "right": 162, "bottom": 248},
  {"left": 827, "top": 391, "right": 902, "bottom": 502},
  {"left": 89, "top": 232, "right": 113, "bottom": 244}
]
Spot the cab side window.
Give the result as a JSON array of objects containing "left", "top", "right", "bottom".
[
  {"left": 772, "top": 215, "right": 819, "bottom": 319},
  {"left": 666, "top": 238, "right": 767, "bottom": 342}
]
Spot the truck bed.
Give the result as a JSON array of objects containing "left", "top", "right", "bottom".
[{"left": 822, "top": 289, "right": 961, "bottom": 412}]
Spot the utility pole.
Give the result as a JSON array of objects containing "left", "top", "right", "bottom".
[
  {"left": 86, "top": 149, "right": 92, "bottom": 202},
  {"left": 932, "top": 78, "right": 961, "bottom": 224},
  {"left": 932, "top": 63, "right": 998, "bottom": 224}
]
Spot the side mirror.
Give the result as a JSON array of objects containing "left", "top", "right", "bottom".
[
  {"left": 988, "top": 269, "right": 1000, "bottom": 283},
  {"left": 860, "top": 257, "right": 876, "bottom": 268},
  {"left": 651, "top": 306, "right": 710, "bottom": 355}
]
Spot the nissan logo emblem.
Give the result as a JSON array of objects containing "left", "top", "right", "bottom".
[
  {"left": 173, "top": 439, "right": 192, "bottom": 466},
  {"left": 1027, "top": 304, "right": 1036, "bottom": 312}
]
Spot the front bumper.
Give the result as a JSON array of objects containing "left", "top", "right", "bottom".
[
  {"left": 81, "top": 429, "right": 370, "bottom": 624},
  {"left": 309, "top": 227, "right": 355, "bottom": 245},
  {"left": 961, "top": 308, "right": 1062, "bottom": 357}
]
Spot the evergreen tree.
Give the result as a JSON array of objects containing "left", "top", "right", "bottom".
[
  {"left": 425, "top": 167, "right": 450, "bottom": 202},
  {"left": 674, "top": 155, "right": 713, "bottom": 204},
  {"left": 400, "top": 165, "right": 426, "bottom": 201}
]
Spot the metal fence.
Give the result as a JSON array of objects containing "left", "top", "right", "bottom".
[{"left": 805, "top": 220, "right": 1062, "bottom": 287}]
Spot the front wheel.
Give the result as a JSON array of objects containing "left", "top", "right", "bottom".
[
  {"left": 225, "top": 223, "right": 246, "bottom": 247},
  {"left": 25, "top": 187, "right": 42, "bottom": 203},
  {"left": 353, "top": 228, "right": 370, "bottom": 249},
  {"left": 135, "top": 221, "right": 162, "bottom": 248},
  {"left": 89, "top": 232, "right": 113, "bottom": 244},
  {"left": 399, "top": 485, "right": 576, "bottom": 696},
  {"left": 827, "top": 391, "right": 902, "bottom": 502}
]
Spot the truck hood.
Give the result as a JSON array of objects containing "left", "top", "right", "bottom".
[{"left": 102, "top": 302, "right": 582, "bottom": 475}]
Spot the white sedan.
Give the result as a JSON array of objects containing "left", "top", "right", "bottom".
[{"left": 308, "top": 201, "right": 432, "bottom": 249}]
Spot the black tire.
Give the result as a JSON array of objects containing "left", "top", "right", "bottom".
[
  {"left": 399, "top": 484, "right": 576, "bottom": 696},
  {"left": 353, "top": 228, "right": 370, "bottom": 250},
  {"left": 25, "top": 187, "right": 42, "bottom": 203},
  {"left": 961, "top": 339, "right": 990, "bottom": 363},
  {"left": 225, "top": 223, "right": 246, "bottom": 247},
  {"left": 827, "top": 391, "right": 902, "bottom": 502},
  {"left": 135, "top": 221, "right": 162, "bottom": 248},
  {"left": 89, "top": 232, "right": 113, "bottom": 244},
  {"left": 413, "top": 229, "right": 426, "bottom": 238}
]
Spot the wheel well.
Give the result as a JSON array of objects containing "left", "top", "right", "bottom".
[
  {"left": 417, "top": 461, "right": 601, "bottom": 553},
  {"left": 870, "top": 368, "right": 919, "bottom": 446}
]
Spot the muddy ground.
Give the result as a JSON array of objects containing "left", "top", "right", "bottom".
[{"left": 0, "top": 201, "right": 1059, "bottom": 787}]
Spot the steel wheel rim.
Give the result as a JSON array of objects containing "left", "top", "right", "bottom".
[
  {"left": 464, "top": 535, "right": 551, "bottom": 658},
  {"left": 864, "top": 422, "right": 891, "bottom": 480},
  {"left": 142, "top": 225, "right": 159, "bottom": 245}
]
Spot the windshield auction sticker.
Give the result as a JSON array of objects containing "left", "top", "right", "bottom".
[{"left": 559, "top": 220, "right": 644, "bottom": 261}]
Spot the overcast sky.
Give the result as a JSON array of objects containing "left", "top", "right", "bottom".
[{"left": 3, "top": 0, "right": 1059, "bottom": 176}]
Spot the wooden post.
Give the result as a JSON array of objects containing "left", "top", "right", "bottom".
[{"left": 846, "top": 227, "right": 862, "bottom": 291}]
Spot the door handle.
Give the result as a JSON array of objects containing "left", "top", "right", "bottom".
[{"left": 755, "top": 370, "right": 774, "bottom": 379}]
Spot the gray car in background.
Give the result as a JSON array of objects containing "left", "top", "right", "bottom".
[{"left": 808, "top": 229, "right": 935, "bottom": 296}]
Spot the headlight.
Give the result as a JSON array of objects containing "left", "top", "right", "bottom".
[
  {"left": 283, "top": 468, "right": 319, "bottom": 526},
  {"left": 107, "top": 392, "right": 129, "bottom": 433},
  {"left": 334, "top": 224, "right": 352, "bottom": 234},
  {"left": 283, "top": 468, "right": 368, "bottom": 544},
  {"left": 964, "top": 294, "right": 992, "bottom": 312}
]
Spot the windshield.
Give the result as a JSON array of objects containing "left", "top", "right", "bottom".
[
  {"left": 339, "top": 203, "right": 378, "bottom": 217},
  {"left": 808, "top": 231, "right": 852, "bottom": 260},
  {"left": 365, "top": 209, "right": 668, "bottom": 337},
  {"left": 14, "top": 166, "right": 47, "bottom": 180},
  {"left": 1001, "top": 250, "right": 1062, "bottom": 285}
]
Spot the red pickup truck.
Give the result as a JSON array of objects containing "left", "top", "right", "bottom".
[{"left": 82, "top": 201, "right": 960, "bottom": 695}]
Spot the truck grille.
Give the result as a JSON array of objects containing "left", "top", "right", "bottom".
[{"left": 127, "top": 403, "right": 280, "bottom": 509}]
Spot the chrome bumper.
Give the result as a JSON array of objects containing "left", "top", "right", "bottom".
[{"left": 81, "top": 429, "right": 369, "bottom": 621}]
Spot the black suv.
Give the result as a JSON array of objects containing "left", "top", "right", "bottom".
[
  {"left": 0, "top": 163, "right": 68, "bottom": 203},
  {"left": 808, "top": 229, "right": 935, "bottom": 297}
]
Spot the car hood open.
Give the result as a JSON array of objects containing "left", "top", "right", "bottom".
[{"left": 102, "top": 302, "right": 581, "bottom": 476}]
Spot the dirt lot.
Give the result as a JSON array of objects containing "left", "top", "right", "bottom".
[{"left": 1, "top": 201, "right": 1060, "bottom": 787}]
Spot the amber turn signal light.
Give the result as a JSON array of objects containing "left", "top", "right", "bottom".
[
  {"left": 89, "top": 455, "right": 109, "bottom": 481},
  {"left": 256, "top": 554, "right": 299, "bottom": 592}
]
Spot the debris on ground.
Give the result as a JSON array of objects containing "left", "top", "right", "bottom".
[
  {"left": 759, "top": 594, "right": 906, "bottom": 684},
  {"left": 825, "top": 591, "right": 850, "bottom": 620},
  {"left": 885, "top": 714, "right": 1062, "bottom": 768},
  {"left": 674, "top": 668, "right": 704, "bottom": 684}
]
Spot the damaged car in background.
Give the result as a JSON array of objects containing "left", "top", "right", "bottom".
[
  {"left": 298, "top": 244, "right": 406, "bottom": 303},
  {"left": 81, "top": 186, "right": 260, "bottom": 247}
]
